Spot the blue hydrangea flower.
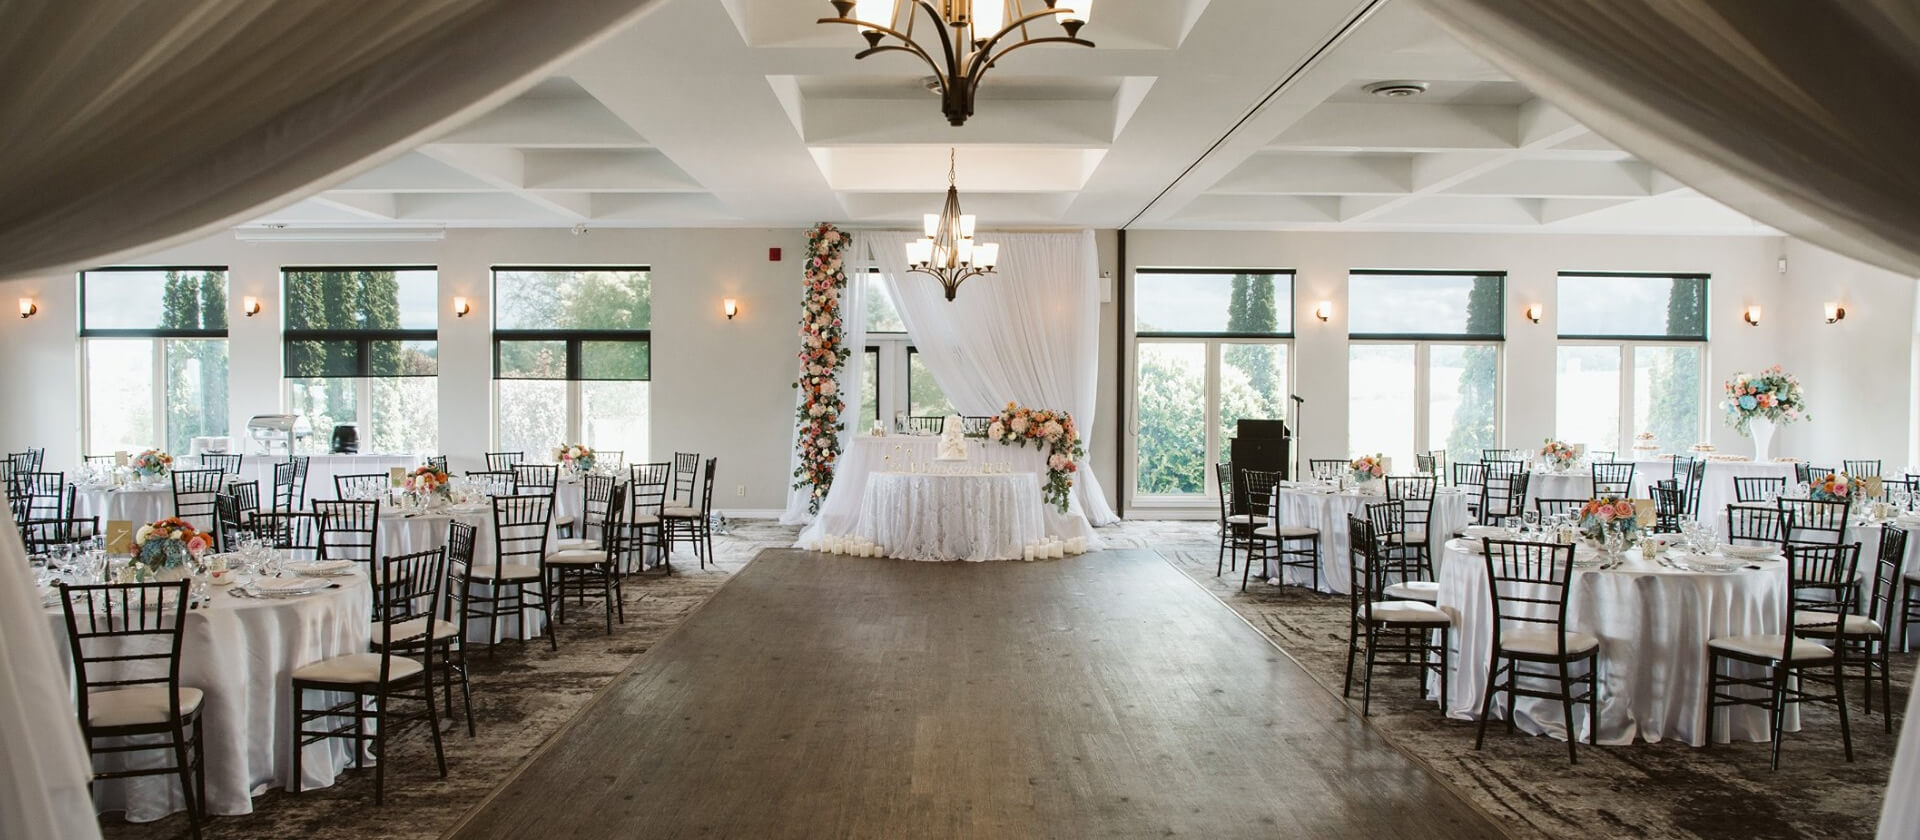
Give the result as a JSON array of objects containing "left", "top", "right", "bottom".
[{"left": 1739, "top": 395, "right": 1757, "bottom": 410}]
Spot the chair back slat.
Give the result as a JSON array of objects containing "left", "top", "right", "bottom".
[
  {"left": 171, "top": 468, "right": 224, "bottom": 532},
  {"left": 1591, "top": 462, "right": 1636, "bottom": 497},
  {"left": 490, "top": 494, "right": 552, "bottom": 577},
  {"left": 1844, "top": 460, "right": 1883, "bottom": 480},
  {"left": 629, "top": 463, "right": 670, "bottom": 520},
  {"left": 1347, "top": 516, "right": 1383, "bottom": 617},
  {"left": 200, "top": 453, "right": 243, "bottom": 476},
  {"left": 513, "top": 464, "right": 560, "bottom": 497},
  {"left": 314, "top": 499, "right": 381, "bottom": 574},
  {"left": 333, "top": 472, "right": 389, "bottom": 501},
  {"left": 1778, "top": 498, "right": 1848, "bottom": 546},
  {"left": 1243, "top": 469, "right": 1281, "bottom": 524},
  {"left": 1733, "top": 475, "right": 1785, "bottom": 503},
  {"left": 670, "top": 452, "right": 701, "bottom": 506},
  {"left": 1481, "top": 539, "right": 1579, "bottom": 651},
  {"left": 1307, "top": 459, "right": 1347, "bottom": 482},
  {"left": 1796, "top": 463, "right": 1836, "bottom": 485},
  {"left": 1213, "top": 462, "right": 1234, "bottom": 526},
  {"left": 579, "top": 474, "right": 617, "bottom": 541},
  {"left": 1534, "top": 497, "right": 1586, "bottom": 521},
  {"left": 1384, "top": 475, "right": 1436, "bottom": 529},
  {"left": 486, "top": 451, "right": 525, "bottom": 471},
  {"left": 464, "top": 470, "right": 516, "bottom": 497},
  {"left": 1650, "top": 481, "right": 1685, "bottom": 533},
  {"left": 1866, "top": 527, "right": 1907, "bottom": 632},
  {"left": 373, "top": 547, "right": 448, "bottom": 644},
  {"left": 1784, "top": 543, "right": 1862, "bottom": 658},
  {"left": 60, "top": 581, "right": 191, "bottom": 727}
]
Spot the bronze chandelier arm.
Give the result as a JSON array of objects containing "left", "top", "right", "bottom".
[
  {"left": 968, "top": 35, "right": 1096, "bottom": 95},
  {"left": 816, "top": 18, "right": 952, "bottom": 81},
  {"left": 964, "top": 6, "right": 1086, "bottom": 68}
]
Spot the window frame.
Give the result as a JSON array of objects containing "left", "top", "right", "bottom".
[
  {"left": 1554, "top": 339, "right": 1707, "bottom": 454},
  {"left": 78, "top": 267, "right": 232, "bottom": 455},
  {"left": 1555, "top": 271, "right": 1710, "bottom": 342},
  {"left": 1130, "top": 268, "right": 1297, "bottom": 505},
  {"left": 279, "top": 266, "right": 441, "bottom": 454},
  {"left": 489, "top": 265, "right": 653, "bottom": 450},
  {"left": 1346, "top": 339, "right": 1505, "bottom": 461},
  {"left": 1344, "top": 269, "right": 1507, "bottom": 342}
]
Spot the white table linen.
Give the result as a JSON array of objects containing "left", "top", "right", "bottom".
[
  {"left": 72, "top": 487, "right": 173, "bottom": 528},
  {"left": 796, "top": 436, "right": 1095, "bottom": 551},
  {"left": 379, "top": 507, "right": 548, "bottom": 643},
  {"left": 1524, "top": 470, "right": 1593, "bottom": 507},
  {"left": 238, "top": 455, "right": 420, "bottom": 504},
  {"left": 849, "top": 473, "right": 1049, "bottom": 562},
  {"left": 1, "top": 528, "right": 100, "bottom": 840},
  {"left": 1634, "top": 459, "right": 1798, "bottom": 520},
  {"left": 47, "top": 572, "right": 373, "bottom": 821},
  {"left": 1267, "top": 486, "right": 1473, "bottom": 594},
  {"left": 1436, "top": 540, "right": 1790, "bottom": 746}
]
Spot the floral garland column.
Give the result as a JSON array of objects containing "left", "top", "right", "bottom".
[{"left": 791, "top": 223, "right": 851, "bottom": 513}]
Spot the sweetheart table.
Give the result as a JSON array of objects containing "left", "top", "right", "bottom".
[{"left": 850, "top": 472, "right": 1047, "bottom": 562}]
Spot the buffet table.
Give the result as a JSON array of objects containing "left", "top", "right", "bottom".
[
  {"left": 47, "top": 572, "right": 373, "bottom": 821},
  {"left": 795, "top": 435, "right": 1097, "bottom": 557},
  {"left": 1436, "top": 538, "right": 1789, "bottom": 746}
]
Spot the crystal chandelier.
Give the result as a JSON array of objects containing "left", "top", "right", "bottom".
[
  {"left": 907, "top": 149, "right": 998, "bottom": 301},
  {"left": 818, "top": 1, "right": 1094, "bottom": 126}
]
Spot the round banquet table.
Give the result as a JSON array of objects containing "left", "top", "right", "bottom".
[
  {"left": 46, "top": 571, "right": 372, "bottom": 821},
  {"left": 851, "top": 472, "right": 1048, "bottom": 562},
  {"left": 379, "top": 507, "right": 548, "bottom": 643},
  {"left": 1436, "top": 539, "right": 1790, "bottom": 746},
  {"left": 1523, "top": 470, "right": 1593, "bottom": 508},
  {"left": 72, "top": 486, "right": 174, "bottom": 529},
  {"left": 1266, "top": 484, "right": 1473, "bottom": 594}
]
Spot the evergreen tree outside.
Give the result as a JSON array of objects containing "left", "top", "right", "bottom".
[
  {"left": 1642, "top": 278, "right": 1705, "bottom": 451},
  {"left": 284, "top": 269, "right": 438, "bottom": 454},
  {"left": 1444, "top": 276, "right": 1501, "bottom": 456},
  {"left": 158, "top": 270, "right": 229, "bottom": 454}
]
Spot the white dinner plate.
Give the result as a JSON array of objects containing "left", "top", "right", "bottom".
[
  {"left": 249, "top": 577, "right": 326, "bottom": 596},
  {"left": 1718, "top": 543, "right": 1777, "bottom": 559},
  {"left": 1667, "top": 553, "right": 1744, "bottom": 573},
  {"left": 284, "top": 559, "right": 356, "bottom": 576},
  {"left": 1461, "top": 525, "right": 1509, "bottom": 540}
]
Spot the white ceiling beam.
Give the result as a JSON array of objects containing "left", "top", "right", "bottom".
[
  {"left": 309, "top": 193, "right": 398, "bottom": 221},
  {"left": 1442, "top": 160, "right": 1656, "bottom": 198},
  {"left": 1211, "top": 153, "right": 1410, "bottom": 195},
  {"left": 1269, "top": 103, "right": 1518, "bottom": 152},
  {"left": 415, "top": 146, "right": 590, "bottom": 220},
  {"left": 522, "top": 149, "right": 704, "bottom": 192},
  {"left": 1169, "top": 195, "right": 1340, "bottom": 224},
  {"left": 331, "top": 153, "right": 497, "bottom": 193},
  {"left": 1537, "top": 198, "right": 1636, "bottom": 223},
  {"left": 430, "top": 97, "right": 649, "bottom": 148},
  {"left": 800, "top": 97, "right": 1119, "bottom": 146}
]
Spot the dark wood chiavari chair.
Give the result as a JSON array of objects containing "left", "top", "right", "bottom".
[
  {"left": 1844, "top": 460, "right": 1884, "bottom": 480},
  {"left": 1796, "top": 463, "right": 1836, "bottom": 485},
  {"left": 170, "top": 468, "right": 224, "bottom": 533},
  {"left": 1244, "top": 468, "right": 1319, "bottom": 592},
  {"left": 485, "top": 451, "right": 525, "bottom": 471},
  {"left": 1344, "top": 516, "right": 1450, "bottom": 716},
  {"left": 1476, "top": 538, "right": 1600, "bottom": 763},
  {"left": 1452, "top": 462, "right": 1487, "bottom": 522},
  {"left": 1726, "top": 504, "right": 1787, "bottom": 549},
  {"left": 1534, "top": 497, "right": 1587, "bottom": 522},
  {"left": 1479, "top": 462, "right": 1529, "bottom": 526},
  {"left": 1708, "top": 542, "right": 1858, "bottom": 770},
  {"left": 595, "top": 450, "right": 625, "bottom": 473},
  {"left": 547, "top": 484, "right": 630, "bottom": 634},
  {"left": 1366, "top": 500, "right": 1436, "bottom": 603},
  {"left": 463, "top": 470, "right": 516, "bottom": 498},
  {"left": 554, "top": 473, "right": 616, "bottom": 552},
  {"left": 1590, "top": 461, "right": 1636, "bottom": 497},
  {"left": 1650, "top": 481, "right": 1686, "bottom": 533},
  {"left": 669, "top": 452, "right": 701, "bottom": 507},
  {"left": 1675, "top": 457, "right": 1706, "bottom": 518},
  {"left": 214, "top": 493, "right": 245, "bottom": 553},
  {"left": 512, "top": 463, "right": 571, "bottom": 536},
  {"left": 904, "top": 416, "right": 944, "bottom": 435},
  {"left": 198, "top": 453, "right": 242, "bottom": 476},
  {"left": 249, "top": 510, "right": 322, "bottom": 562},
  {"left": 1214, "top": 462, "right": 1257, "bottom": 577},
  {"left": 1806, "top": 526, "right": 1904, "bottom": 732},
  {"left": 333, "top": 472, "right": 389, "bottom": 501},
  {"left": 628, "top": 463, "right": 671, "bottom": 574},
  {"left": 1384, "top": 475, "right": 1437, "bottom": 555},
  {"left": 467, "top": 494, "right": 555, "bottom": 654},
  {"left": 425, "top": 455, "right": 450, "bottom": 474},
  {"left": 1734, "top": 475, "right": 1787, "bottom": 503},
  {"left": 60, "top": 580, "right": 206, "bottom": 838},
  {"left": 1778, "top": 498, "right": 1849, "bottom": 546},
  {"left": 437, "top": 521, "right": 479, "bottom": 735},
  {"left": 291, "top": 547, "right": 448, "bottom": 804},
  {"left": 1307, "top": 459, "right": 1348, "bottom": 482},
  {"left": 664, "top": 457, "right": 718, "bottom": 568},
  {"left": 83, "top": 454, "right": 119, "bottom": 471},
  {"left": 313, "top": 499, "right": 381, "bottom": 578}
]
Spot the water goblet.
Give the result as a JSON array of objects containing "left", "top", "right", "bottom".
[{"left": 1521, "top": 511, "right": 1539, "bottom": 537}]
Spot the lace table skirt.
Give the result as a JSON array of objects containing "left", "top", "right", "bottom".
[{"left": 850, "top": 472, "right": 1049, "bottom": 562}]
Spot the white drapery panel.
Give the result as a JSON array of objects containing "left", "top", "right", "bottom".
[
  {"left": 0, "top": 526, "right": 99, "bottom": 840},
  {"left": 1415, "top": 0, "right": 1920, "bottom": 276},
  {"left": 781, "top": 238, "right": 872, "bottom": 525},
  {"left": 0, "top": 0, "right": 661, "bottom": 281},
  {"left": 868, "top": 229, "right": 1117, "bottom": 526}
]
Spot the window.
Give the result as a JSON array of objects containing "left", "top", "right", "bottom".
[
  {"left": 1555, "top": 273, "right": 1707, "bottom": 453},
  {"left": 80, "top": 268, "right": 230, "bottom": 455},
  {"left": 1346, "top": 271, "right": 1504, "bottom": 469},
  {"left": 1133, "top": 269, "right": 1293, "bottom": 498},
  {"left": 862, "top": 271, "right": 954, "bottom": 428},
  {"left": 283, "top": 268, "right": 439, "bottom": 455},
  {"left": 493, "top": 267, "right": 651, "bottom": 461}
]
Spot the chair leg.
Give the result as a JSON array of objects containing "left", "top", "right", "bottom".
[
  {"left": 1587, "top": 658, "right": 1599, "bottom": 747},
  {"left": 1343, "top": 619, "right": 1360, "bottom": 698},
  {"left": 291, "top": 686, "right": 305, "bottom": 793},
  {"left": 171, "top": 722, "right": 200, "bottom": 838},
  {"left": 1881, "top": 641, "right": 1895, "bottom": 734},
  {"left": 1834, "top": 657, "right": 1854, "bottom": 763},
  {"left": 1216, "top": 531, "right": 1226, "bottom": 577},
  {"left": 373, "top": 692, "right": 387, "bottom": 806},
  {"left": 1475, "top": 658, "right": 1500, "bottom": 750},
  {"left": 1768, "top": 667, "right": 1789, "bottom": 771},
  {"left": 424, "top": 674, "right": 448, "bottom": 779},
  {"left": 1438, "top": 628, "right": 1450, "bottom": 713},
  {"left": 1559, "top": 659, "right": 1578, "bottom": 764},
  {"left": 1361, "top": 627, "right": 1378, "bottom": 716}
]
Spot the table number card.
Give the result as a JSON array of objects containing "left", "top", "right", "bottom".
[
  {"left": 1632, "top": 498, "right": 1656, "bottom": 527},
  {"left": 1865, "top": 476, "right": 1884, "bottom": 498},
  {"left": 114, "top": 450, "right": 129, "bottom": 467},
  {"left": 105, "top": 520, "right": 134, "bottom": 555},
  {"left": 389, "top": 467, "right": 407, "bottom": 487}
]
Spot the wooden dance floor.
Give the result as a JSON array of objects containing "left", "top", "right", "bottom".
[{"left": 450, "top": 549, "right": 1501, "bottom": 839}]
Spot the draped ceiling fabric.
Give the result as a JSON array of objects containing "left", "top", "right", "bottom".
[
  {"left": 0, "top": 525, "right": 99, "bottom": 840},
  {"left": 869, "top": 229, "right": 1118, "bottom": 526},
  {"left": 1416, "top": 0, "right": 1920, "bottom": 276},
  {"left": 0, "top": 0, "right": 663, "bottom": 281}
]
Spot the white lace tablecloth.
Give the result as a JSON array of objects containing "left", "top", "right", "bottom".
[
  {"left": 1267, "top": 486, "right": 1472, "bottom": 593},
  {"left": 796, "top": 436, "right": 1095, "bottom": 551},
  {"left": 380, "top": 508, "right": 547, "bottom": 643},
  {"left": 47, "top": 573, "right": 373, "bottom": 821},
  {"left": 847, "top": 472, "right": 1049, "bottom": 562},
  {"left": 72, "top": 486, "right": 173, "bottom": 528},
  {"left": 1436, "top": 540, "right": 1790, "bottom": 746}
]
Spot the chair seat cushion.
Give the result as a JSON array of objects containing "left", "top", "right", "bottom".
[
  {"left": 87, "top": 686, "right": 204, "bottom": 728},
  {"left": 1500, "top": 629, "right": 1600, "bottom": 657},
  {"left": 662, "top": 506, "right": 700, "bottom": 518},
  {"left": 1709, "top": 634, "right": 1834, "bottom": 661},
  {"left": 553, "top": 537, "right": 595, "bottom": 551},
  {"left": 1382, "top": 580, "right": 1440, "bottom": 602},
  {"left": 1360, "top": 600, "right": 1449, "bottom": 624},
  {"left": 554, "top": 515, "right": 576, "bottom": 527},
  {"left": 630, "top": 513, "right": 660, "bottom": 526},
  {"left": 1225, "top": 514, "right": 1262, "bottom": 525},
  {"left": 368, "top": 617, "right": 460, "bottom": 648},
  {"left": 546, "top": 548, "right": 610, "bottom": 566},
  {"left": 1388, "top": 527, "right": 1428, "bottom": 544},
  {"left": 1253, "top": 525, "right": 1318, "bottom": 539},
  {"left": 293, "top": 652, "right": 423, "bottom": 685},
  {"left": 1791, "top": 612, "right": 1882, "bottom": 636},
  {"left": 463, "top": 563, "right": 543, "bottom": 582}
]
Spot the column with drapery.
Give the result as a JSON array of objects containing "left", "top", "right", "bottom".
[
  {"left": 780, "top": 226, "right": 870, "bottom": 525},
  {"left": 868, "top": 229, "right": 1118, "bottom": 526}
]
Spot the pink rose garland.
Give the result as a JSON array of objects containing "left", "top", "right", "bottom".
[{"left": 792, "top": 223, "right": 852, "bottom": 513}]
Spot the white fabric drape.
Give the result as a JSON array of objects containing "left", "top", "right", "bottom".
[
  {"left": 780, "top": 237, "right": 872, "bottom": 525},
  {"left": 0, "top": 0, "right": 662, "bottom": 281},
  {"left": 1415, "top": 0, "right": 1920, "bottom": 275},
  {"left": 1, "top": 527, "right": 99, "bottom": 840},
  {"left": 868, "top": 229, "right": 1117, "bottom": 525}
]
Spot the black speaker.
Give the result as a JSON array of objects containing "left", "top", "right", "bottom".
[
  {"left": 330, "top": 424, "right": 360, "bottom": 454},
  {"left": 1228, "top": 419, "right": 1290, "bottom": 515}
]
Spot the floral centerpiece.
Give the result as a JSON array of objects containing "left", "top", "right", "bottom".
[
  {"left": 984, "top": 403, "right": 1084, "bottom": 513},
  {"left": 123, "top": 517, "right": 209, "bottom": 581},
  {"left": 1809, "top": 472, "right": 1855, "bottom": 503},
  {"left": 1722, "top": 366, "right": 1806, "bottom": 461},
  {"left": 1539, "top": 439, "right": 1578, "bottom": 471},
  {"left": 404, "top": 464, "right": 452, "bottom": 504},
  {"left": 791, "top": 223, "right": 853, "bottom": 514},
  {"left": 1349, "top": 454, "right": 1386, "bottom": 484},
  {"left": 555, "top": 443, "right": 596, "bottom": 475},
  {"left": 131, "top": 449, "right": 173, "bottom": 479},
  {"left": 1578, "top": 496, "right": 1641, "bottom": 543}
]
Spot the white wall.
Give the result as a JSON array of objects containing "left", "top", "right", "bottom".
[{"left": 1118, "top": 230, "right": 1916, "bottom": 512}]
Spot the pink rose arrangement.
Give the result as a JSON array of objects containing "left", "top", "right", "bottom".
[
  {"left": 1809, "top": 472, "right": 1853, "bottom": 503},
  {"left": 985, "top": 402, "right": 1084, "bottom": 512},
  {"left": 1349, "top": 454, "right": 1386, "bottom": 483},
  {"left": 1578, "top": 496, "right": 1641, "bottom": 540},
  {"left": 1539, "top": 439, "right": 1578, "bottom": 471},
  {"left": 792, "top": 223, "right": 853, "bottom": 513},
  {"left": 128, "top": 517, "right": 209, "bottom": 580}
]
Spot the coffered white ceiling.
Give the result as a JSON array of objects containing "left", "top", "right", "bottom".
[{"left": 248, "top": 0, "right": 1775, "bottom": 236}]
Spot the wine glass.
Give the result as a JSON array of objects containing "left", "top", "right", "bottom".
[{"left": 1521, "top": 511, "right": 1540, "bottom": 537}]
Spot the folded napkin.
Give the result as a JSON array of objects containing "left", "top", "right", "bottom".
[
  {"left": 251, "top": 577, "right": 324, "bottom": 594},
  {"left": 285, "top": 559, "right": 355, "bottom": 575}
]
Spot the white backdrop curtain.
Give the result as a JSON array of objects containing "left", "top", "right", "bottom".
[
  {"left": 780, "top": 238, "right": 873, "bottom": 524},
  {"left": 0, "top": 0, "right": 662, "bottom": 281},
  {"left": 868, "top": 229, "right": 1118, "bottom": 526},
  {"left": 0, "top": 526, "right": 99, "bottom": 840},
  {"left": 1416, "top": 0, "right": 1920, "bottom": 275}
]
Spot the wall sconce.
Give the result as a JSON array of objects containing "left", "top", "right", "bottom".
[
  {"left": 1742, "top": 305, "right": 1762, "bottom": 326},
  {"left": 18, "top": 297, "right": 37, "bottom": 319},
  {"left": 723, "top": 298, "right": 739, "bottom": 321},
  {"left": 1524, "top": 304, "right": 1543, "bottom": 324},
  {"left": 1314, "top": 300, "right": 1332, "bottom": 322},
  {"left": 242, "top": 296, "right": 262, "bottom": 317},
  {"left": 1824, "top": 302, "right": 1847, "bottom": 324},
  {"left": 453, "top": 297, "right": 471, "bottom": 318}
]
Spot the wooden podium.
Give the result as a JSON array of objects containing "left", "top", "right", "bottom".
[{"left": 1228, "top": 418, "right": 1290, "bottom": 516}]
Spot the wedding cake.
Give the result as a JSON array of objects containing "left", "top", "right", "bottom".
[{"left": 935, "top": 415, "right": 970, "bottom": 461}]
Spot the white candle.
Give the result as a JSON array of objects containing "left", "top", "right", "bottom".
[{"left": 1024, "top": 545, "right": 1036, "bottom": 562}]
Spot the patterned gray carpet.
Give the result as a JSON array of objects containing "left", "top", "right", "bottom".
[{"left": 103, "top": 519, "right": 1900, "bottom": 840}]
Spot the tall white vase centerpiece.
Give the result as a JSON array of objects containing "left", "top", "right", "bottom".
[{"left": 1722, "top": 366, "right": 1805, "bottom": 462}]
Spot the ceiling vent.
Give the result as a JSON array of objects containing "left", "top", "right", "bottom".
[{"left": 1364, "top": 81, "right": 1429, "bottom": 98}]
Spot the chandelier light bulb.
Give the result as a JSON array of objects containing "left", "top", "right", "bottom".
[{"left": 969, "top": 1, "right": 1006, "bottom": 40}]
